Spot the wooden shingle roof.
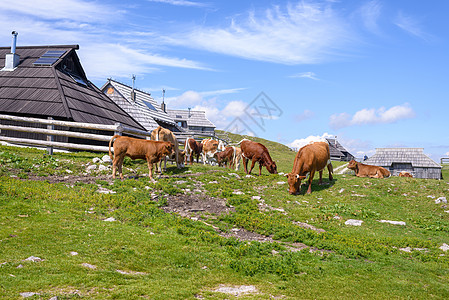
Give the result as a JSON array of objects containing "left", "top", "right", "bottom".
[
  {"left": 167, "top": 109, "right": 215, "bottom": 128},
  {"left": 0, "top": 45, "right": 144, "bottom": 130},
  {"left": 101, "top": 79, "right": 175, "bottom": 131},
  {"left": 365, "top": 148, "right": 441, "bottom": 168}
]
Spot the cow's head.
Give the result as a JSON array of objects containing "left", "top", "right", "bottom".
[
  {"left": 347, "top": 159, "right": 357, "bottom": 171},
  {"left": 163, "top": 142, "right": 174, "bottom": 156},
  {"left": 265, "top": 161, "right": 278, "bottom": 174},
  {"left": 285, "top": 173, "right": 307, "bottom": 195}
]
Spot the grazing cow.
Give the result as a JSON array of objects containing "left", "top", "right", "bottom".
[
  {"left": 150, "top": 126, "right": 185, "bottom": 171},
  {"left": 285, "top": 142, "right": 333, "bottom": 195},
  {"left": 399, "top": 171, "right": 413, "bottom": 178},
  {"left": 201, "top": 139, "right": 220, "bottom": 165},
  {"left": 109, "top": 135, "right": 174, "bottom": 181},
  {"left": 238, "top": 139, "right": 277, "bottom": 175},
  {"left": 214, "top": 146, "right": 235, "bottom": 168},
  {"left": 347, "top": 159, "right": 391, "bottom": 178},
  {"left": 184, "top": 138, "right": 203, "bottom": 165}
]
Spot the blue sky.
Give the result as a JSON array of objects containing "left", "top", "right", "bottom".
[{"left": 1, "top": 0, "right": 448, "bottom": 161}]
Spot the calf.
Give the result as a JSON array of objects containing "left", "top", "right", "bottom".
[
  {"left": 184, "top": 138, "right": 203, "bottom": 165},
  {"left": 214, "top": 146, "right": 234, "bottom": 168},
  {"left": 109, "top": 135, "right": 174, "bottom": 181},
  {"left": 239, "top": 139, "right": 277, "bottom": 175},
  {"left": 151, "top": 126, "right": 185, "bottom": 171},
  {"left": 201, "top": 139, "right": 220, "bottom": 165},
  {"left": 398, "top": 171, "right": 413, "bottom": 178},
  {"left": 285, "top": 141, "right": 333, "bottom": 195},
  {"left": 347, "top": 159, "right": 391, "bottom": 178}
]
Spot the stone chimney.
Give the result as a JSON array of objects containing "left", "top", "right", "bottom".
[
  {"left": 3, "top": 31, "right": 20, "bottom": 71},
  {"left": 161, "top": 89, "right": 166, "bottom": 112}
]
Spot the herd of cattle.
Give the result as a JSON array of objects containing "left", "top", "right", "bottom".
[{"left": 108, "top": 126, "right": 399, "bottom": 195}]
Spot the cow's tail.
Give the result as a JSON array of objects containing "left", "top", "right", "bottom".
[
  {"left": 109, "top": 135, "right": 120, "bottom": 160},
  {"left": 237, "top": 138, "right": 249, "bottom": 145}
]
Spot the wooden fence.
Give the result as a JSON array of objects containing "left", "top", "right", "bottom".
[{"left": 0, "top": 114, "right": 226, "bottom": 154}]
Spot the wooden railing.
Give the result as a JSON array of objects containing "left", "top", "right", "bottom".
[
  {"left": 0, "top": 114, "right": 150, "bottom": 153},
  {"left": 0, "top": 114, "right": 227, "bottom": 154}
]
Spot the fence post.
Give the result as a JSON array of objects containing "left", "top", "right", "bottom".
[
  {"left": 47, "top": 117, "right": 54, "bottom": 155},
  {"left": 114, "top": 123, "right": 123, "bottom": 136}
]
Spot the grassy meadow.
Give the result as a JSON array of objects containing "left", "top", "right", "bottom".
[{"left": 1, "top": 135, "right": 449, "bottom": 299}]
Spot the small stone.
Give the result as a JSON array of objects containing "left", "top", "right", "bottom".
[
  {"left": 20, "top": 292, "right": 40, "bottom": 298},
  {"left": 378, "top": 220, "right": 406, "bottom": 226},
  {"left": 24, "top": 256, "right": 43, "bottom": 262},
  {"left": 70, "top": 251, "right": 79, "bottom": 256},
  {"left": 345, "top": 219, "right": 363, "bottom": 226},
  {"left": 102, "top": 155, "right": 112, "bottom": 163},
  {"left": 440, "top": 243, "right": 449, "bottom": 252},
  {"left": 65, "top": 169, "right": 73, "bottom": 174},
  {"left": 81, "top": 263, "right": 96, "bottom": 269},
  {"left": 208, "top": 181, "right": 218, "bottom": 184},
  {"left": 435, "top": 197, "right": 447, "bottom": 204},
  {"left": 92, "top": 157, "right": 101, "bottom": 163},
  {"left": 103, "top": 217, "right": 116, "bottom": 222},
  {"left": 86, "top": 165, "right": 97, "bottom": 171},
  {"left": 98, "top": 165, "right": 109, "bottom": 171},
  {"left": 276, "top": 181, "right": 286, "bottom": 185},
  {"left": 252, "top": 196, "right": 261, "bottom": 200},
  {"left": 245, "top": 175, "right": 254, "bottom": 178},
  {"left": 339, "top": 188, "right": 345, "bottom": 193}
]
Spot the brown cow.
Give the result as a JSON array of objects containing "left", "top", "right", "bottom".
[
  {"left": 201, "top": 139, "right": 220, "bottom": 165},
  {"left": 214, "top": 146, "right": 234, "bottom": 168},
  {"left": 347, "top": 159, "right": 391, "bottom": 178},
  {"left": 286, "top": 142, "right": 333, "bottom": 195},
  {"left": 184, "top": 138, "right": 203, "bottom": 165},
  {"left": 398, "top": 171, "right": 413, "bottom": 178},
  {"left": 238, "top": 139, "right": 277, "bottom": 175},
  {"left": 109, "top": 135, "right": 174, "bottom": 181},
  {"left": 150, "top": 126, "right": 185, "bottom": 171}
]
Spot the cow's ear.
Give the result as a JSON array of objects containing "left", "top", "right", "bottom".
[{"left": 285, "top": 173, "right": 289, "bottom": 178}]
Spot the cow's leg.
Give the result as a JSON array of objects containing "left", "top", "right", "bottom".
[
  {"left": 327, "top": 163, "right": 334, "bottom": 181},
  {"left": 163, "top": 157, "right": 167, "bottom": 172},
  {"left": 242, "top": 157, "right": 249, "bottom": 174},
  {"left": 306, "top": 170, "right": 315, "bottom": 194},
  {"left": 147, "top": 160, "right": 156, "bottom": 182},
  {"left": 258, "top": 162, "right": 262, "bottom": 176},
  {"left": 248, "top": 159, "right": 257, "bottom": 175},
  {"left": 117, "top": 156, "right": 125, "bottom": 180},
  {"left": 112, "top": 155, "right": 118, "bottom": 179},
  {"left": 318, "top": 170, "right": 323, "bottom": 185}
]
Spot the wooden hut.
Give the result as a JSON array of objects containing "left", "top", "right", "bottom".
[
  {"left": 0, "top": 40, "right": 145, "bottom": 146},
  {"left": 101, "top": 79, "right": 178, "bottom": 132},
  {"left": 167, "top": 109, "right": 215, "bottom": 135},
  {"left": 325, "top": 137, "right": 354, "bottom": 161},
  {"left": 364, "top": 148, "right": 442, "bottom": 179}
]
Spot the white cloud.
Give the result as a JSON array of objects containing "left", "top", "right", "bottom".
[
  {"left": 359, "top": 0, "right": 382, "bottom": 34},
  {"left": 222, "top": 101, "right": 248, "bottom": 118},
  {"left": 290, "top": 72, "right": 319, "bottom": 80},
  {"left": 294, "top": 109, "right": 315, "bottom": 122},
  {"left": 147, "top": 0, "right": 209, "bottom": 8},
  {"left": 288, "top": 133, "right": 334, "bottom": 151},
  {"left": 330, "top": 103, "right": 415, "bottom": 129},
  {"left": 394, "top": 11, "right": 432, "bottom": 41},
  {"left": 167, "top": 1, "right": 354, "bottom": 64}
]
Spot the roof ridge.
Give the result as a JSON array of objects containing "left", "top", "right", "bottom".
[{"left": 0, "top": 45, "right": 79, "bottom": 50}]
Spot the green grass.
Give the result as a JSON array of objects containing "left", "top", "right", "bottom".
[{"left": 1, "top": 137, "right": 449, "bottom": 299}]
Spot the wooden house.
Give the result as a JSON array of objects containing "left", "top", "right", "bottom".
[
  {"left": 166, "top": 109, "right": 215, "bottom": 135},
  {"left": 101, "top": 79, "right": 178, "bottom": 132},
  {"left": 364, "top": 148, "right": 442, "bottom": 179},
  {"left": 325, "top": 137, "right": 354, "bottom": 161},
  {"left": 0, "top": 37, "right": 144, "bottom": 145}
]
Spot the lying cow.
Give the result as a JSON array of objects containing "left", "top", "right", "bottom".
[
  {"left": 201, "top": 139, "right": 220, "bottom": 165},
  {"left": 239, "top": 139, "right": 277, "bottom": 175},
  {"left": 109, "top": 135, "right": 174, "bottom": 181},
  {"left": 184, "top": 138, "right": 203, "bottom": 165},
  {"left": 398, "top": 171, "right": 413, "bottom": 178},
  {"left": 150, "top": 126, "right": 185, "bottom": 172},
  {"left": 347, "top": 159, "right": 391, "bottom": 178},
  {"left": 285, "top": 141, "right": 333, "bottom": 195}
]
